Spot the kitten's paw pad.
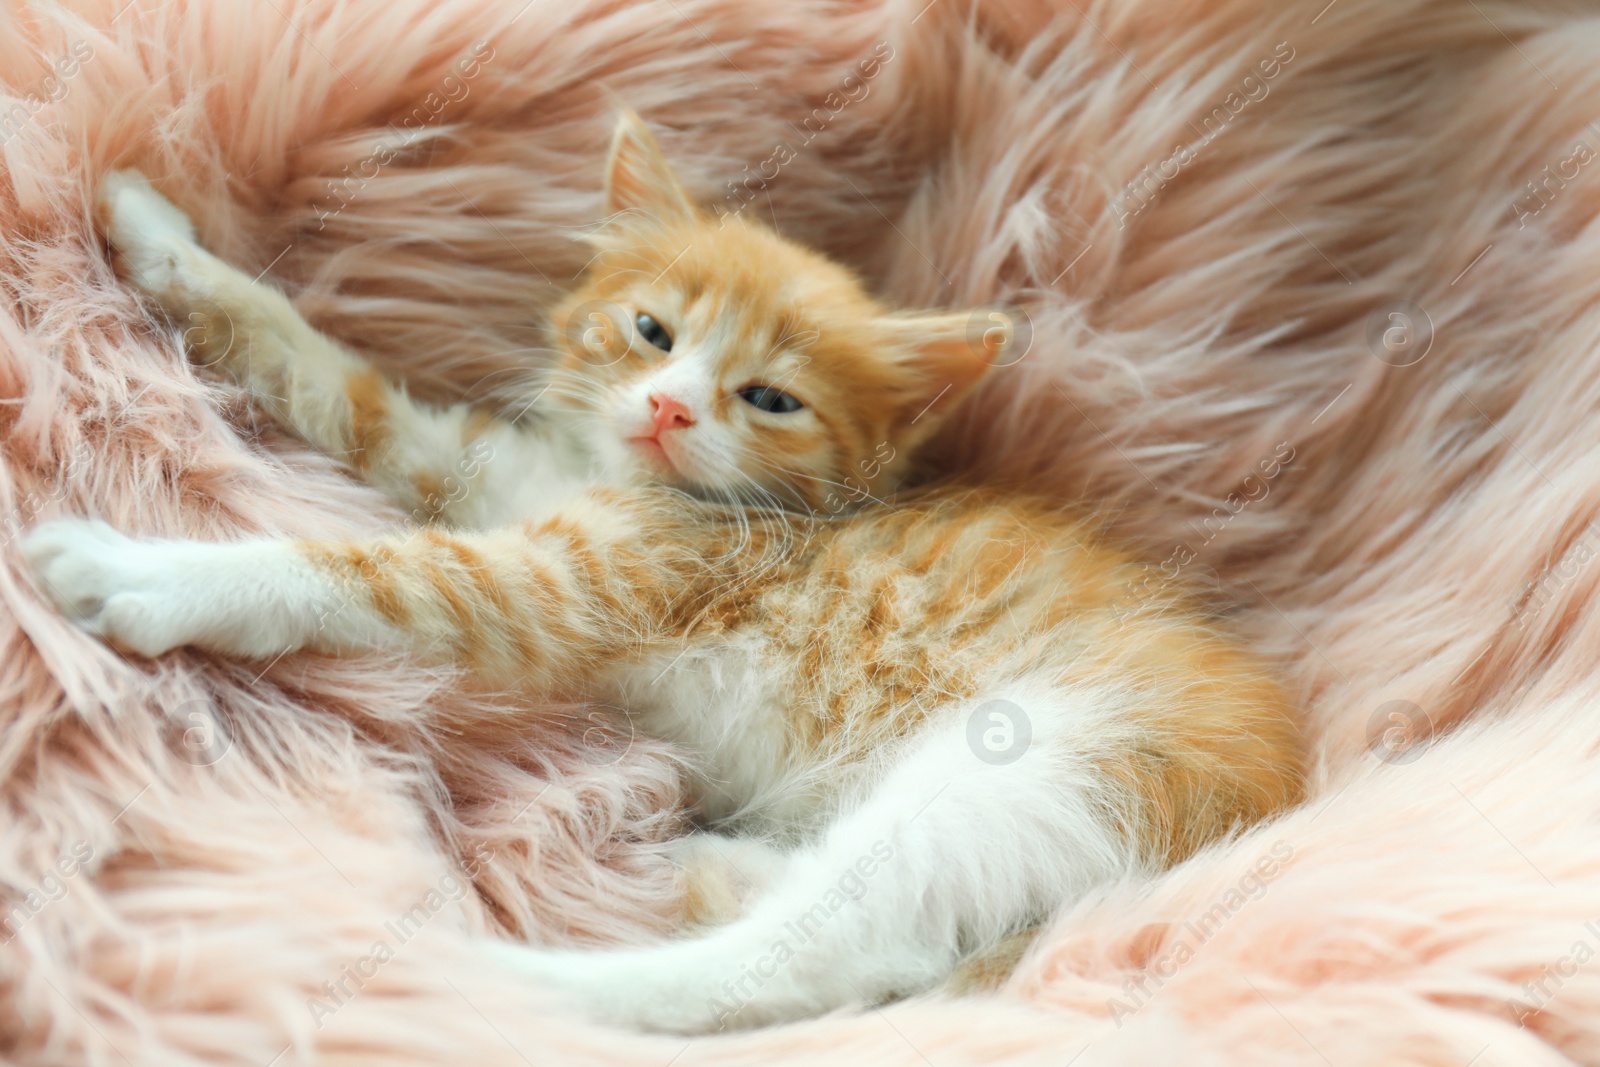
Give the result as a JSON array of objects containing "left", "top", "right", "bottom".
[
  {"left": 97, "top": 169, "right": 199, "bottom": 297},
  {"left": 22, "top": 519, "right": 189, "bottom": 657}
]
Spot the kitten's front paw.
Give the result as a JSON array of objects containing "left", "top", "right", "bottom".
[
  {"left": 22, "top": 519, "right": 192, "bottom": 657},
  {"left": 97, "top": 169, "right": 200, "bottom": 300}
]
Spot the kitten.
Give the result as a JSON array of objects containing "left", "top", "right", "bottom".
[{"left": 23, "top": 111, "right": 1304, "bottom": 1033}]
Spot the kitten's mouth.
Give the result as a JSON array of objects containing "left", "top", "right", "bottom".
[{"left": 629, "top": 435, "right": 676, "bottom": 471}]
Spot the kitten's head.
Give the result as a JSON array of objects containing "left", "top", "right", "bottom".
[{"left": 544, "top": 110, "right": 1015, "bottom": 511}]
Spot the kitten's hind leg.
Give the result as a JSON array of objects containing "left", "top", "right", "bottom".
[
  {"left": 486, "top": 680, "right": 1144, "bottom": 1032},
  {"left": 98, "top": 170, "right": 554, "bottom": 528}
]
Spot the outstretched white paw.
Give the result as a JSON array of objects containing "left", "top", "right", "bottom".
[
  {"left": 97, "top": 169, "right": 200, "bottom": 300},
  {"left": 21, "top": 518, "right": 193, "bottom": 657}
]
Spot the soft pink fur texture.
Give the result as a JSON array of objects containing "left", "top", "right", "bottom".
[{"left": 4, "top": 0, "right": 1600, "bottom": 1063}]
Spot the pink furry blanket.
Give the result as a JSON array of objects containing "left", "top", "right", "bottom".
[{"left": 5, "top": 0, "right": 1600, "bottom": 1063}]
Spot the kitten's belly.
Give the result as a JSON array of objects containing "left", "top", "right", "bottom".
[{"left": 605, "top": 636, "right": 816, "bottom": 833}]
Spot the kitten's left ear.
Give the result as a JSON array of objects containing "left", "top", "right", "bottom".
[
  {"left": 880, "top": 309, "right": 1013, "bottom": 428},
  {"left": 604, "top": 109, "right": 696, "bottom": 226}
]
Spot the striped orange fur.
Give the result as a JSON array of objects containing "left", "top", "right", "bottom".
[{"left": 295, "top": 485, "right": 1303, "bottom": 866}]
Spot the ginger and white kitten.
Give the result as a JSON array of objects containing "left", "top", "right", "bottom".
[{"left": 23, "top": 113, "right": 1304, "bottom": 1033}]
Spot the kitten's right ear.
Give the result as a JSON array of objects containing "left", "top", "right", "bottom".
[{"left": 604, "top": 109, "right": 696, "bottom": 227}]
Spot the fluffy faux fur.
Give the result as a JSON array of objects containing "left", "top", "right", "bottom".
[{"left": 4, "top": 0, "right": 1600, "bottom": 1063}]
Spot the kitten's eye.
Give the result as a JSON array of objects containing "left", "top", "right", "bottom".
[
  {"left": 635, "top": 312, "right": 672, "bottom": 353},
  {"left": 738, "top": 385, "right": 804, "bottom": 414}
]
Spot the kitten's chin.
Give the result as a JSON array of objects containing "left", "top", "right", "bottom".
[
  {"left": 588, "top": 431, "right": 704, "bottom": 495},
  {"left": 628, "top": 435, "right": 676, "bottom": 473}
]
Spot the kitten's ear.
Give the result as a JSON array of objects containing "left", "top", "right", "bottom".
[
  {"left": 604, "top": 109, "right": 696, "bottom": 226},
  {"left": 880, "top": 309, "right": 1013, "bottom": 428}
]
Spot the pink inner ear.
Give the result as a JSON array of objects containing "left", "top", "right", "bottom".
[
  {"left": 604, "top": 113, "right": 695, "bottom": 223},
  {"left": 864, "top": 316, "right": 996, "bottom": 433},
  {"left": 608, "top": 151, "right": 660, "bottom": 212}
]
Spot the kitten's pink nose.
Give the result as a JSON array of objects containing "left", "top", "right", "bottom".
[{"left": 648, "top": 394, "right": 696, "bottom": 435}]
